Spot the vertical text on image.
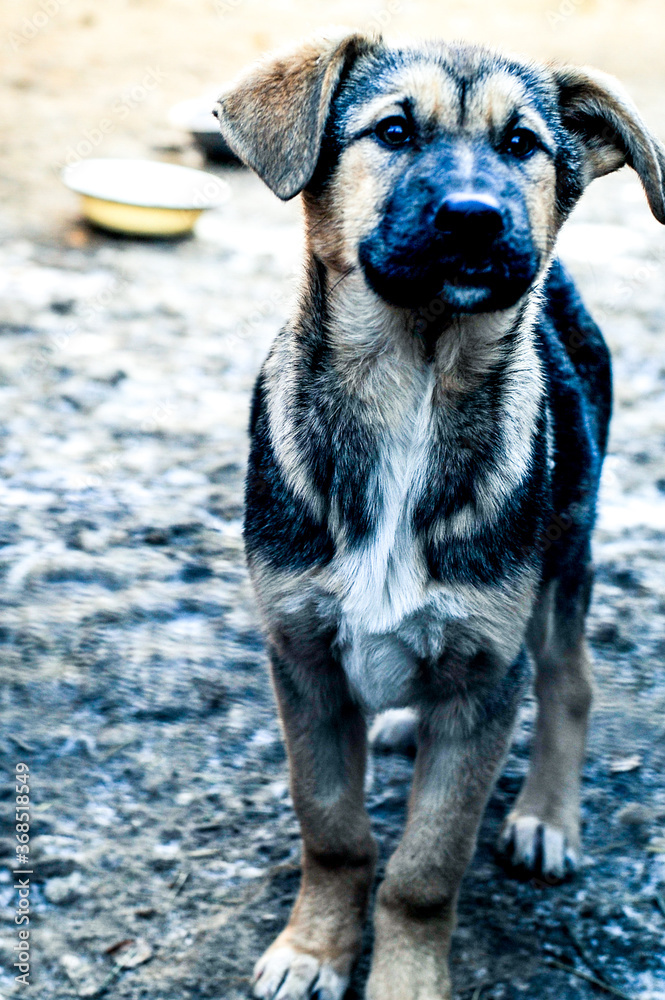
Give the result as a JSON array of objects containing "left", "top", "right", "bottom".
[{"left": 14, "top": 762, "right": 32, "bottom": 987}]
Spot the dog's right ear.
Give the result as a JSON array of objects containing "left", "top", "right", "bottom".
[
  {"left": 555, "top": 65, "right": 665, "bottom": 224},
  {"left": 214, "top": 31, "right": 376, "bottom": 201}
]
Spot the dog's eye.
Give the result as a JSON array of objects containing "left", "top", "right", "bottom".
[
  {"left": 503, "top": 127, "right": 539, "bottom": 159},
  {"left": 375, "top": 117, "right": 413, "bottom": 148}
]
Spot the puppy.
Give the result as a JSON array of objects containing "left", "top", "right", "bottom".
[{"left": 215, "top": 31, "right": 665, "bottom": 1000}]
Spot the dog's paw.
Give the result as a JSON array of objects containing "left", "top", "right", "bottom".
[
  {"left": 369, "top": 708, "right": 418, "bottom": 756},
  {"left": 253, "top": 946, "right": 349, "bottom": 1000},
  {"left": 497, "top": 813, "right": 579, "bottom": 882}
]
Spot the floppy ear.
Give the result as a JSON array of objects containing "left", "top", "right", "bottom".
[
  {"left": 554, "top": 66, "right": 665, "bottom": 223},
  {"left": 214, "top": 31, "right": 376, "bottom": 201}
]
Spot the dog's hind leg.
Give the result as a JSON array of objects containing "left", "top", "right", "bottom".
[
  {"left": 252, "top": 635, "right": 377, "bottom": 1000},
  {"left": 498, "top": 569, "right": 594, "bottom": 880}
]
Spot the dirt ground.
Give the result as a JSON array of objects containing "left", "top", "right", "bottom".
[{"left": 1, "top": 1, "right": 665, "bottom": 998}]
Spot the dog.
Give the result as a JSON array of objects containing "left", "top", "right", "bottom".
[{"left": 215, "top": 30, "right": 665, "bottom": 1000}]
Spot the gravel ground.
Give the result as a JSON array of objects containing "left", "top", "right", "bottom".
[
  {"left": 1, "top": 6, "right": 665, "bottom": 996},
  {"left": 0, "top": 162, "right": 664, "bottom": 1000}
]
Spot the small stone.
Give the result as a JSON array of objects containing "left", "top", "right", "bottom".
[
  {"left": 610, "top": 755, "right": 643, "bottom": 774},
  {"left": 45, "top": 872, "right": 84, "bottom": 905},
  {"left": 113, "top": 937, "right": 153, "bottom": 969},
  {"left": 152, "top": 841, "right": 180, "bottom": 859},
  {"left": 616, "top": 802, "right": 654, "bottom": 826},
  {"left": 61, "top": 952, "right": 96, "bottom": 993},
  {"left": 238, "top": 865, "right": 264, "bottom": 879},
  {"left": 39, "top": 857, "right": 78, "bottom": 879}
]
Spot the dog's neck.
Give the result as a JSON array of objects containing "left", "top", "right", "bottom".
[{"left": 297, "top": 256, "right": 544, "bottom": 406}]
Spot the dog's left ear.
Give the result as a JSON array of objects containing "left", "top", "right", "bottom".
[
  {"left": 555, "top": 66, "right": 665, "bottom": 223},
  {"left": 215, "top": 30, "right": 376, "bottom": 201}
]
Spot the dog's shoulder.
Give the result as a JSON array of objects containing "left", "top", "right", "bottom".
[
  {"left": 539, "top": 258, "right": 612, "bottom": 458},
  {"left": 535, "top": 259, "right": 612, "bottom": 575}
]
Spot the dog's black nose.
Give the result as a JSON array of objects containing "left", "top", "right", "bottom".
[{"left": 434, "top": 193, "right": 504, "bottom": 245}]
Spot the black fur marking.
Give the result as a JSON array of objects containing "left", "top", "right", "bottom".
[
  {"left": 289, "top": 276, "right": 383, "bottom": 545},
  {"left": 422, "top": 411, "right": 551, "bottom": 586},
  {"left": 418, "top": 644, "right": 532, "bottom": 733},
  {"left": 536, "top": 261, "right": 611, "bottom": 584},
  {"left": 244, "top": 371, "right": 335, "bottom": 570},
  {"left": 545, "top": 259, "right": 612, "bottom": 456}
]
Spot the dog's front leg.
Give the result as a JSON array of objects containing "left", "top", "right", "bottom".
[
  {"left": 366, "top": 659, "right": 526, "bottom": 1000},
  {"left": 253, "top": 638, "right": 377, "bottom": 1000}
]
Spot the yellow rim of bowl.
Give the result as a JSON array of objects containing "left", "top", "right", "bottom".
[{"left": 80, "top": 195, "right": 203, "bottom": 235}]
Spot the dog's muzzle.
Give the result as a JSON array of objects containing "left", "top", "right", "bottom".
[{"left": 358, "top": 150, "right": 540, "bottom": 316}]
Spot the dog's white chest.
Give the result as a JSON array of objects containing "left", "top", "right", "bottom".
[
  {"left": 328, "top": 367, "right": 452, "bottom": 711},
  {"left": 337, "top": 370, "right": 434, "bottom": 624}
]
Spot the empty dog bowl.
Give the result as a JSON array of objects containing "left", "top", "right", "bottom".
[
  {"left": 62, "top": 158, "right": 230, "bottom": 236},
  {"left": 169, "top": 94, "right": 239, "bottom": 163}
]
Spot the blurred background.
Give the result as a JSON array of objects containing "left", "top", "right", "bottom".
[
  {"left": 2, "top": 0, "right": 665, "bottom": 236},
  {"left": 1, "top": 3, "right": 665, "bottom": 1000}
]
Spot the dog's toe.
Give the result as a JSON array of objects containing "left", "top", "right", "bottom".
[
  {"left": 309, "top": 964, "right": 349, "bottom": 1000},
  {"left": 498, "top": 815, "right": 578, "bottom": 881},
  {"left": 253, "top": 947, "right": 294, "bottom": 999},
  {"left": 272, "top": 955, "right": 319, "bottom": 1000},
  {"left": 253, "top": 947, "right": 348, "bottom": 1000}
]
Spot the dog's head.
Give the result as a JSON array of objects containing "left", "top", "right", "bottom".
[{"left": 216, "top": 32, "right": 665, "bottom": 314}]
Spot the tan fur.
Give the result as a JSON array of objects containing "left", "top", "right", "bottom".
[
  {"left": 471, "top": 70, "right": 529, "bottom": 130},
  {"left": 396, "top": 61, "right": 462, "bottom": 127},
  {"left": 305, "top": 142, "right": 391, "bottom": 273},
  {"left": 325, "top": 275, "right": 421, "bottom": 405},
  {"left": 263, "top": 335, "right": 327, "bottom": 522},
  {"left": 216, "top": 31, "right": 376, "bottom": 200}
]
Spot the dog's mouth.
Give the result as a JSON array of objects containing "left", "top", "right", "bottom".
[
  {"left": 432, "top": 262, "right": 506, "bottom": 310},
  {"left": 437, "top": 277, "right": 493, "bottom": 311},
  {"left": 359, "top": 249, "right": 537, "bottom": 316}
]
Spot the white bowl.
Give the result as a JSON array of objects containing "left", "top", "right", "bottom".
[{"left": 62, "top": 158, "right": 230, "bottom": 236}]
